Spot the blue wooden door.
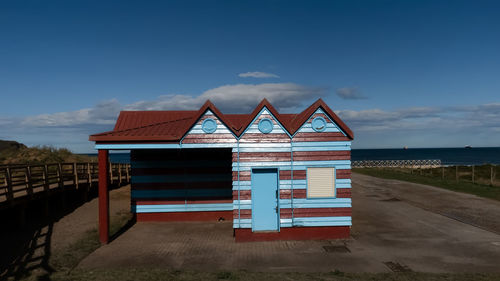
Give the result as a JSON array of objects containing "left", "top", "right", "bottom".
[{"left": 251, "top": 168, "right": 279, "bottom": 231}]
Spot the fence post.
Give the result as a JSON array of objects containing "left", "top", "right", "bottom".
[
  {"left": 472, "top": 165, "right": 475, "bottom": 184},
  {"left": 126, "top": 164, "right": 130, "bottom": 182},
  {"left": 25, "top": 166, "right": 34, "bottom": 197},
  {"left": 57, "top": 163, "right": 64, "bottom": 188},
  {"left": 5, "top": 167, "right": 14, "bottom": 202},
  {"left": 87, "top": 163, "right": 92, "bottom": 185},
  {"left": 43, "top": 164, "right": 49, "bottom": 191},
  {"left": 109, "top": 162, "right": 113, "bottom": 184},
  {"left": 73, "top": 162, "right": 79, "bottom": 189},
  {"left": 118, "top": 163, "right": 122, "bottom": 184},
  {"left": 456, "top": 166, "right": 459, "bottom": 182},
  {"left": 491, "top": 166, "right": 494, "bottom": 186},
  {"left": 442, "top": 167, "right": 444, "bottom": 180}
]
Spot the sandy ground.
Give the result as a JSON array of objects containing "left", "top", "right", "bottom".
[
  {"left": 0, "top": 185, "right": 131, "bottom": 279},
  {"left": 50, "top": 185, "right": 131, "bottom": 251},
  {"left": 77, "top": 174, "right": 500, "bottom": 272}
]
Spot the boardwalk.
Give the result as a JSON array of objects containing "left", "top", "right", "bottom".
[{"left": 0, "top": 162, "right": 130, "bottom": 209}]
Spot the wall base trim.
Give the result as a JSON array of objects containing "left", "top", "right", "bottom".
[
  {"left": 234, "top": 226, "right": 350, "bottom": 242},
  {"left": 136, "top": 211, "right": 232, "bottom": 222}
]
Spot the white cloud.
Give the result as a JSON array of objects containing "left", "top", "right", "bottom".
[
  {"left": 337, "top": 104, "right": 500, "bottom": 133},
  {"left": 1, "top": 82, "right": 326, "bottom": 152},
  {"left": 126, "top": 83, "right": 325, "bottom": 113},
  {"left": 238, "top": 72, "right": 280, "bottom": 78},
  {"left": 3, "top": 80, "right": 499, "bottom": 152},
  {"left": 336, "top": 87, "right": 367, "bottom": 100},
  {"left": 21, "top": 99, "right": 122, "bottom": 127}
]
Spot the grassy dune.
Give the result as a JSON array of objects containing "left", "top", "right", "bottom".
[{"left": 0, "top": 140, "right": 95, "bottom": 164}]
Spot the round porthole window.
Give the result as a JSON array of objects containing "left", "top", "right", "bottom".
[
  {"left": 312, "top": 117, "right": 327, "bottom": 132},
  {"left": 202, "top": 118, "right": 217, "bottom": 133},
  {"left": 258, "top": 118, "right": 273, "bottom": 134}
]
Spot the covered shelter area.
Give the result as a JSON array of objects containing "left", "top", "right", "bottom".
[{"left": 89, "top": 99, "right": 354, "bottom": 243}]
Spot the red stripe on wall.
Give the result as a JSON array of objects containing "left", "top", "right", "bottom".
[
  {"left": 233, "top": 209, "right": 252, "bottom": 219},
  {"left": 239, "top": 140, "right": 290, "bottom": 144},
  {"left": 280, "top": 208, "right": 351, "bottom": 218},
  {"left": 280, "top": 188, "right": 350, "bottom": 199},
  {"left": 182, "top": 138, "right": 237, "bottom": 144},
  {"left": 233, "top": 169, "right": 349, "bottom": 180},
  {"left": 293, "top": 151, "right": 350, "bottom": 157},
  {"left": 279, "top": 189, "right": 306, "bottom": 199},
  {"left": 336, "top": 189, "right": 351, "bottom": 198},
  {"left": 236, "top": 156, "right": 292, "bottom": 162},
  {"left": 293, "top": 155, "right": 350, "bottom": 161},
  {"left": 279, "top": 170, "right": 307, "bottom": 180},
  {"left": 277, "top": 169, "right": 351, "bottom": 180},
  {"left": 137, "top": 211, "right": 232, "bottom": 222},
  {"left": 239, "top": 152, "right": 290, "bottom": 158},
  {"left": 294, "top": 132, "right": 345, "bottom": 138},
  {"left": 336, "top": 169, "right": 351, "bottom": 179},
  {"left": 233, "top": 171, "right": 250, "bottom": 177},
  {"left": 183, "top": 133, "right": 235, "bottom": 139},
  {"left": 241, "top": 133, "right": 289, "bottom": 139},
  {"left": 293, "top": 136, "right": 351, "bottom": 142},
  {"left": 233, "top": 175, "right": 251, "bottom": 181},
  {"left": 232, "top": 190, "right": 251, "bottom": 200}
]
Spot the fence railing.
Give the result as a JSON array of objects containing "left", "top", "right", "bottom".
[
  {"left": 352, "top": 159, "right": 442, "bottom": 168},
  {"left": 0, "top": 162, "right": 130, "bottom": 205}
]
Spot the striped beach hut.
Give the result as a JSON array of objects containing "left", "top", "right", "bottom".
[{"left": 89, "top": 99, "right": 353, "bottom": 243}]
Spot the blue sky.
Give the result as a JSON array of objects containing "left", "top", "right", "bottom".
[{"left": 1, "top": 0, "right": 499, "bottom": 152}]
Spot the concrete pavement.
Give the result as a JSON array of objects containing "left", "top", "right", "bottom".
[{"left": 78, "top": 174, "right": 500, "bottom": 272}]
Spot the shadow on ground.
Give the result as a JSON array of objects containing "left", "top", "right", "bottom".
[{"left": 0, "top": 183, "right": 129, "bottom": 281}]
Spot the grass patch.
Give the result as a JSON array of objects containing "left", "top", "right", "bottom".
[
  {"left": 44, "top": 269, "right": 500, "bottom": 281},
  {"left": 354, "top": 166, "right": 500, "bottom": 201},
  {"left": 16, "top": 211, "right": 134, "bottom": 280}
]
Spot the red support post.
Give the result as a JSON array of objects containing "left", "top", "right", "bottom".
[{"left": 98, "top": 149, "right": 110, "bottom": 244}]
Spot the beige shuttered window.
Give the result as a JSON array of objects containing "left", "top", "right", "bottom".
[{"left": 307, "top": 167, "right": 335, "bottom": 198}]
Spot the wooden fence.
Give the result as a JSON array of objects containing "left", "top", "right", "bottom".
[
  {"left": 352, "top": 159, "right": 442, "bottom": 168},
  {"left": 0, "top": 162, "right": 130, "bottom": 207}
]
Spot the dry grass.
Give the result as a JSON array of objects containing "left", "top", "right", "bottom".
[
  {"left": 45, "top": 269, "right": 500, "bottom": 281},
  {"left": 354, "top": 165, "right": 500, "bottom": 201}
]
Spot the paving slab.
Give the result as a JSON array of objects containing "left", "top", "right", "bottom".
[{"left": 78, "top": 174, "right": 500, "bottom": 272}]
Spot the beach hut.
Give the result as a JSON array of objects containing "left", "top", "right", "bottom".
[{"left": 89, "top": 99, "right": 353, "bottom": 243}]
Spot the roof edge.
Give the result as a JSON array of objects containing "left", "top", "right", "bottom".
[{"left": 89, "top": 98, "right": 354, "bottom": 142}]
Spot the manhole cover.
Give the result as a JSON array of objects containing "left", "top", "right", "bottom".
[
  {"left": 384, "top": 261, "right": 412, "bottom": 272},
  {"left": 381, "top": 197, "right": 400, "bottom": 202},
  {"left": 323, "top": 245, "right": 350, "bottom": 253}
]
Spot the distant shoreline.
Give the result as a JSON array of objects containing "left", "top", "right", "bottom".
[{"left": 81, "top": 147, "right": 500, "bottom": 165}]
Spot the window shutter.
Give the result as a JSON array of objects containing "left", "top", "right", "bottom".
[{"left": 307, "top": 167, "right": 335, "bottom": 198}]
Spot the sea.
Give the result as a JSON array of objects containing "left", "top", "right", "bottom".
[{"left": 86, "top": 147, "right": 500, "bottom": 166}]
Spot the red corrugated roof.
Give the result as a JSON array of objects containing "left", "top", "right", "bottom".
[
  {"left": 113, "top": 111, "right": 196, "bottom": 131},
  {"left": 89, "top": 98, "right": 353, "bottom": 142}
]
